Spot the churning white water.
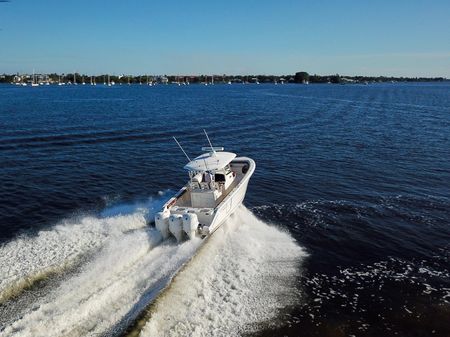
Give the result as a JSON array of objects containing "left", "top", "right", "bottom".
[
  {"left": 139, "top": 206, "right": 306, "bottom": 337},
  {"left": 0, "top": 200, "right": 305, "bottom": 337},
  {"left": 0, "top": 194, "right": 167, "bottom": 305}
]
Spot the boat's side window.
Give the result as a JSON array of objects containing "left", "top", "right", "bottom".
[{"left": 215, "top": 173, "right": 226, "bottom": 182}]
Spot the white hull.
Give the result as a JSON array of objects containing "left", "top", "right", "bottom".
[{"left": 208, "top": 160, "right": 253, "bottom": 234}]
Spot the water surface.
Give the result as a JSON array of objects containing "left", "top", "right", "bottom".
[{"left": 0, "top": 82, "right": 449, "bottom": 336}]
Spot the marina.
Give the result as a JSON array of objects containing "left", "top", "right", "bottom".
[{"left": 5, "top": 72, "right": 444, "bottom": 87}]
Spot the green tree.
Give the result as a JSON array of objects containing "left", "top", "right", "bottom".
[{"left": 294, "top": 71, "right": 309, "bottom": 83}]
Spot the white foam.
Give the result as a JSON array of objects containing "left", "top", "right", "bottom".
[
  {"left": 1, "top": 205, "right": 305, "bottom": 337},
  {"left": 0, "top": 194, "right": 166, "bottom": 304},
  {"left": 140, "top": 206, "right": 306, "bottom": 337},
  {"left": 1, "top": 225, "right": 201, "bottom": 337}
]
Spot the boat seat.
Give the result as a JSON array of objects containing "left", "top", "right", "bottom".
[
  {"left": 199, "top": 182, "right": 211, "bottom": 190},
  {"left": 192, "top": 173, "right": 203, "bottom": 183},
  {"left": 189, "top": 182, "right": 200, "bottom": 190}
]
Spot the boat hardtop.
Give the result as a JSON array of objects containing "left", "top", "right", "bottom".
[
  {"left": 183, "top": 149, "right": 236, "bottom": 171},
  {"left": 155, "top": 132, "right": 255, "bottom": 242}
]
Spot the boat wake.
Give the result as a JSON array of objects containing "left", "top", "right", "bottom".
[
  {"left": 0, "top": 199, "right": 305, "bottom": 337},
  {"left": 138, "top": 206, "right": 306, "bottom": 337},
  {"left": 0, "top": 194, "right": 168, "bottom": 306}
]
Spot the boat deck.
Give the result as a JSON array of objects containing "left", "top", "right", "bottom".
[{"left": 172, "top": 161, "right": 247, "bottom": 209}]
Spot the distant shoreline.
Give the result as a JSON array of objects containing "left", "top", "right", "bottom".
[{"left": 0, "top": 72, "right": 447, "bottom": 85}]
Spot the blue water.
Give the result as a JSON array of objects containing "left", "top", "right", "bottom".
[{"left": 1, "top": 83, "right": 449, "bottom": 336}]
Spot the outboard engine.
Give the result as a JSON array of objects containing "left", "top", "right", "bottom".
[
  {"left": 169, "top": 214, "right": 184, "bottom": 242},
  {"left": 155, "top": 211, "right": 170, "bottom": 239},
  {"left": 182, "top": 213, "right": 199, "bottom": 239}
]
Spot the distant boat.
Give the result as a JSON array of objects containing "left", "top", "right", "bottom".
[
  {"left": 31, "top": 70, "right": 39, "bottom": 87},
  {"left": 228, "top": 81, "right": 231, "bottom": 85},
  {"left": 82, "top": 76, "right": 86, "bottom": 85}
]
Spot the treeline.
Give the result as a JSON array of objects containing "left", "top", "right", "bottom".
[
  {"left": 292, "top": 72, "right": 446, "bottom": 84},
  {"left": 0, "top": 72, "right": 447, "bottom": 84}
]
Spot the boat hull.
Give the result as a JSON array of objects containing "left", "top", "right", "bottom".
[{"left": 208, "top": 158, "right": 254, "bottom": 234}]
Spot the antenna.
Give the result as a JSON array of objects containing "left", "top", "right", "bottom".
[
  {"left": 203, "top": 129, "right": 216, "bottom": 156},
  {"left": 173, "top": 136, "right": 191, "bottom": 162}
]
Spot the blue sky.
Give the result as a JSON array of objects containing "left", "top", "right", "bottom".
[{"left": 0, "top": 0, "right": 449, "bottom": 76}]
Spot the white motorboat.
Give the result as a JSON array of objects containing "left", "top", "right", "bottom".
[{"left": 155, "top": 132, "right": 255, "bottom": 242}]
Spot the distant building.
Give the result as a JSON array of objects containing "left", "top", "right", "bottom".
[
  {"left": 13, "top": 75, "right": 24, "bottom": 83},
  {"left": 340, "top": 77, "right": 356, "bottom": 83}
]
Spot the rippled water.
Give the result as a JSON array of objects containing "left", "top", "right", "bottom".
[{"left": 0, "top": 83, "right": 449, "bottom": 336}]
